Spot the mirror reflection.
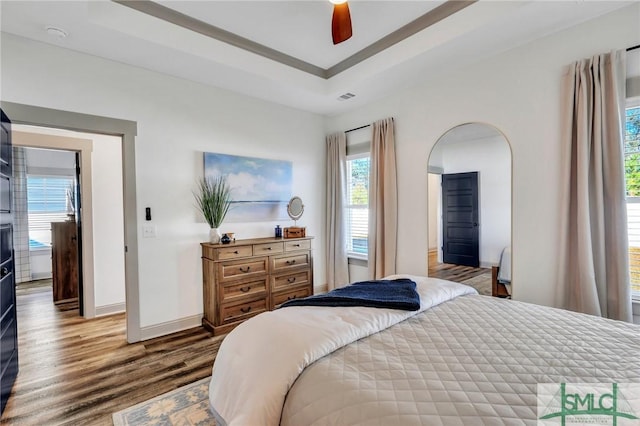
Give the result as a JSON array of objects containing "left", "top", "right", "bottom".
[{"left": 427, "top": 123, "right": 512, "bottom": 298}]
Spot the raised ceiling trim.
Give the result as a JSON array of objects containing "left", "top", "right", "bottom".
[
  {"left": 327, "top": 0, "right": 477, "bottom": 78},
  {"left": 113, "top": 0, "right": 327, "bottom": 78},
  {"left": 112, "top": 0, "right": 476, "bottom": 80}
]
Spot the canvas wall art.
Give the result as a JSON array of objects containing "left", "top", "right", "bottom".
[{"left": 204, "top": 152, "right": 292, "bottom": 222}]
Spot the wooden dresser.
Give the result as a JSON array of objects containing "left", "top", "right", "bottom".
[
  {"left": 51, "top": 220, "right": 79, "bottom": 304},
  {"left": 201, "top": 236, "right": 313, "bottom": 335}
]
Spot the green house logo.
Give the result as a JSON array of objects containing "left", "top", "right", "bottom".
[{"left": 538, "top": 383, "right": 639, "bottom": 425}]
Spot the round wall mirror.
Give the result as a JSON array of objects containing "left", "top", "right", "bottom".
[{"left": 287, "top": 196, "right": 304, "bottom": 221}]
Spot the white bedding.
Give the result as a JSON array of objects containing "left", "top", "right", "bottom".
[
  {"left": 281, "top": 293, "right": 640, "bottom": 424},
  {"left": 498, "top": 246, "right": 511, "bottom": 283},
  {"left": 208, "top": 275, "right": 476, "bottom": 426},
  {"left": 208, "top": 275, "right": 640, "bottom": 425}
]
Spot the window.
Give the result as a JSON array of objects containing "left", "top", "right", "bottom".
[
  {"left": 625, "top": 103, "right": 640, "bottom": 299},
  {"left": 346, "top": 155, "right": 370, "bottom": 257},
  {"left": 27, "top": 175, "right": 74, "bottom": 248}
]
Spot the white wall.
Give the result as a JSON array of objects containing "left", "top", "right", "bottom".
[
  {"left": 90, "top": 134, "right": 126, "bottom": 311},
  {"left": 325, "top": 4, "right": 640, "bottom": 307},
  {"left": 427, "top": 173, "right": 440, "bottom": 251},
  {"left": 1, "top": 33, "right": 325, "bottom": 330},
  {"left": 438, "top": 136, "right": 511, "bottom": 267},
  {"left": 25, "top": 147, "right": 75, "bottom": 174}
]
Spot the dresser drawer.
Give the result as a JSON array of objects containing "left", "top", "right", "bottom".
[
  {"left": 202, "top": 244, "right": 252, "bottom": 261},
  {"left": 284, "top": 239, "right": 311, "bottom": 252},
  {"left": 272, "top": 286, "right": 311, "bottom": 309},
  {"left": 218, "top": 257, "right": 268, "bottom": 283},
  {"left": 219, "top": 298, "right": 267, "bottom": 325},
  {"left": 220, "top": 278, "right": 267, "bottom": 303},
  {"left": 271, "top": 252, "right": 311, "bottom": 273},
  {"left": 271, "top": 270, "right": 311, "bottom": 292},
  {"left": 253, "top": 241, "right": 284, "bottom": 256}
]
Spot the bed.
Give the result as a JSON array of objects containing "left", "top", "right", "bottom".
[
  {"left": 492, "top": 246, "right": 511, "bottom": 298},
  {"left": 208, "top": 275, "right": 640, "bottom": 425}
]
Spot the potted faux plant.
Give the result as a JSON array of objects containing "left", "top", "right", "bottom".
[{"left": 194, "top": 175, "right": 232, "bottom": 243}]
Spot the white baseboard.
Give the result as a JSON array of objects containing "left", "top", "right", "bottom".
[
  {"left": 139, "top": 314, "right": 203, "bottom": 341},
  {"left": 95, "top": 302, "right": 126, "bottom": 317}
]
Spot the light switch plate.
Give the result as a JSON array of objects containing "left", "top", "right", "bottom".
[{"left": 142, "top": 224, "right": 157, "bottom": 238}]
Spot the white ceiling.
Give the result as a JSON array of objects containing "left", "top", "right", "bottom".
[{"left": 0, "top": 1, "right": 634, "bottom": 115}]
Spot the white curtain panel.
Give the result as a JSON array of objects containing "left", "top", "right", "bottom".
[
  {"left": 558, "top": 50, "right": 632, "bottom": 322},
  {"left": 368, "top": 118, "right": 398, "bottom": 280},
  {"left": 325, "top": 132, "right": 349, "bottom": 289}
]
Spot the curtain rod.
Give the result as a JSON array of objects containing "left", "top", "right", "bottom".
[
  {"left": 627, "top": 44, "right": 640, "bottom": 52},
  {"left": 345, "top": 124, "right": 371, "bottom": 133}
]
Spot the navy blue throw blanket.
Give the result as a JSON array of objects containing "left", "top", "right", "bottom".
[{"left": 280, "top": 278, "right": 420, "bottom": 311}]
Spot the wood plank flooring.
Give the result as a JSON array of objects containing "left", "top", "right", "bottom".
[
  {"left": 427, "top": 250, "right": 490, "bottom": 283},
  {"left": 2, "top": 287, "right": 224, "bottom": 425}
]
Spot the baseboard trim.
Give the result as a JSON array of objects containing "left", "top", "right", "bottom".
[
  {"left": 139, "top": 314, "right": 203, "bottom": 341},
  {"left": 95, "top": 302, "right": 126, "bottom": 317}
]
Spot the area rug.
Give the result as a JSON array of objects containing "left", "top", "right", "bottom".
[
  {"left": 112, "top": 377, "right": 216, "bottom": 426},
  {"left": 460, "top": 273, "right": 492, "bottom": 296}
]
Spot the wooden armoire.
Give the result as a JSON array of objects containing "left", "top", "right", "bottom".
[{"left": 51, "top": 220, "right": 79, "bottom": 304}]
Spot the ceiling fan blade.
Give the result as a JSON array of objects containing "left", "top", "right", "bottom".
[{"left": 332, "top": 2, "right": 352, "bottom": 45}]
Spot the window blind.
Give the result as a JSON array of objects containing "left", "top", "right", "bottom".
[{"left": 27, "top": 175, "right": 74, "bottom": 247}]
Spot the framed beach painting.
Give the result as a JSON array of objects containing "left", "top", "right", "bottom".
[{"left": 204, "top": 152, "right": 292, "bottom": 222}]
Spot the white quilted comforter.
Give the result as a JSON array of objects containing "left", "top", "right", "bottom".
[{"left": 209, "top": 275, "right": 640, "bottom": 425}]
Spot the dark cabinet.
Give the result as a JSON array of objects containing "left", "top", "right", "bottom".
[{"left": 0, "top": 109, "right": 18, "bottom": 415}]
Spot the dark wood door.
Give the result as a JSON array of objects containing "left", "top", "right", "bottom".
[
  {"left": 0, "top": 109, "right": 18, "bottom": 415},
  {"left": 442, "top": 172, "right": 479, "bottom": 267}
]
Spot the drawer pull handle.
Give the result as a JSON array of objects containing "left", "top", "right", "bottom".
[
  {"left": 287, "top": 277, "right": 296, "bottom": 283},
  {"left": 286, "top": 260, "right": 296, "bottom": 265},
  {"left": 239, "top": 266, "right": 251, "bottom": 273},
  {"left": 240, "top": 306, "right": 252, "bottom": 313},
  {"left": 287, "top": 296, "right": 296, "bottom": 301},
  {"left": 240, "top": 286, "right": 251, "bottom": 293},
  {"left": 265, "top": 247, "right": 272, "bottom": 250},
  {"left": 293, "top": 244, "right": 300, "bottom": 247},
  {"left": 233, "top": 250, "right": 239, "bottom": 254}
]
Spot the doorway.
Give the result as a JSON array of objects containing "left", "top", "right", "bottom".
[
  {"left": 12, "top": 125, "right": 126, "bottom": 320},
  {"left": 2, "top": 101, "right": 140, "bottom": 342}
]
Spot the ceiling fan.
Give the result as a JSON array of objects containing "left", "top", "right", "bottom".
[{"left": 330, "top": 0, "right": 352, "bottom": 45}]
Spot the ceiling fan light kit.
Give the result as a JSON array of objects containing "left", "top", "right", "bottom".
[{"left": 331, "top": 1, "right": 352, "bottom": 45}]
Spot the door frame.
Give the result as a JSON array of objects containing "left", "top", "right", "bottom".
[{"left": 1, "top": 101, "right": 141, "bottom": 343}]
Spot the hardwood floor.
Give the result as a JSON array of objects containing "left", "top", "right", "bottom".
[
  {"left": 427, "top": 250, "right": 489, "bottom": 283},
  {"left": 2, "top": 287, "right": 224, "bottom": 425}
]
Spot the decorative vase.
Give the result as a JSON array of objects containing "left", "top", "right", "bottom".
[
  {"left": 221, "top": 233, "right": 231, "bottom": 244},
  {"left": 209, "top": 228, "right": 222, "bottom": 244}
]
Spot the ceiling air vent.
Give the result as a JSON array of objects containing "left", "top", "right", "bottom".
[{"left": 338, "top": 92, "right": 355, "bottom": 101}]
